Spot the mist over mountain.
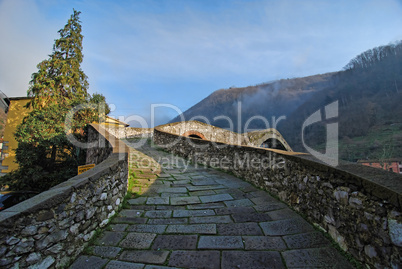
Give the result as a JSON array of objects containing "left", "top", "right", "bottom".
[
  {"left": 171, "top": 73, "right": 336, "bottom": 131},
  {"left": 170, "top": 41, "right": 402, "bottom": 161}
]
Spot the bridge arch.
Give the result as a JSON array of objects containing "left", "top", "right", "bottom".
[
  {"left": 182, "top": 130, "right": 206, "bottom": 140},
  {"left": 246, "top": 128, "right": 293, "bottom": 151},
  {"left": 260, "top": 138, "right": 287, "bottom": 151}
]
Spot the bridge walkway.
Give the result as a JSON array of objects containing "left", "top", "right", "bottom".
[{"left": 70, "top": 138, "right": 354, "bottom": 269}]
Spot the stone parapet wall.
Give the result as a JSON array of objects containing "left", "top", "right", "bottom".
[
  {"left": 154, "top": 127, "right": 402, "bottom": 268},
  {"left": 0, "top": 124, "right": 128, "bottom": 268},
  {"left": 86, "top": 125, "right": 113, "bottom": 165},
  {"left": 101, "top": 125, "right": 153, "bottom": 139}
]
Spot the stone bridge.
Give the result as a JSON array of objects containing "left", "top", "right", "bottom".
[
  {"left": 0, "top": 123, "right": 401, "bottom": 269},
  {"left": 105, "top": 120, "right": 293, "bottom": 152}
]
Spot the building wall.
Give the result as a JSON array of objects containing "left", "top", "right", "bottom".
[
  {"left": 361, "top": 161, "right": 402, "bottom": 174},
  {"left": 1, "top": 98, "right": 32, "bottom": 174},
  {"left": 101, "top": 116, "right": 129, "bottom": 127}
]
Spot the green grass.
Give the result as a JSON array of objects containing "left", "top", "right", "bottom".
[{"left": 127, "top": 168, "right": 136, "bottom": 194}]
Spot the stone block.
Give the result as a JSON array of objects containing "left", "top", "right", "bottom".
[
  {"left": 254, "top": 202, "right": 287, "bottom": 212},
  {"left": 93, "top": 246, "right": 121, "bottom": 258},
  {"left": 168, "top": 250, "right": 220, "bottom": 269},
  {"left": 215, "top": 206, "right": 255, "bottom": 215},
  {"left": 147, "top": 218, "right": 188, "bottom": 225},
  {"left": 189, "top": 215, "right": 233, "bottom": 224},
  {"left": 170, "top": 196, "right": 200, "bottom": 205},
  {"left": 113, "top": 217, "right": 148, "bottom": 224},
  {"left": 198, "top": 236, "right": 244, "bottom": 249},
  {"left": 151, "top": 235, "right": 198, "bottom": 250},
  {"left": 199, "top": 194, "right": 233, "bottom": 204},
  {"left": 266, "top": 208, "right": 298, "bottom": 220},
  {"left": 188, "top": 190, "right": 216, "bottom": 196},
  {"left": 144, "top": 210, "right": 172, "bottom": 218},
  {"left": 172, "top": 179, "right": 190, "bottom": 185},
  {"left": 119, "top": 232, "right": 156, "bottom": 249},
  {"left": 146, "top": 197, "right": 169, "bottom": 205},
  {"left": 260, "top": 218, "right": 314, "bottom": 236},
  {"left": 128, "top": 197, "right": 148, "bottom": 205},
  {"left": 191, "top": 179, "right": 220, "bottom": 186},
  {"left": 95, "top": 231, "right": 126, "bottom": 246},
  {"left": 173, "top": 209, "right": 215, "bottom": 218},
  {"left": 70, "top": 255, "right": 108, "bottom": 269},
  {"left": 217, "top": 223, "right": 263, "bottom": 235},
  {"left": 160, "top": 193, "right": 188, "bottom": 198},
  {"left": 144, "top": 265, "right": 180, "bottom": 269},
  {"left": 221, "top": 251, "right": 284, "bottom": 269},
  {"left": 119, "top": 250, "right": 169, "bottom": 264},
  {"left": 119, "top": 210, "right": 144, "bottom": 218},
  {"left": 243, "top": 236, "right": 287, "bottom": 250},
  {"left": 283, "top": 232, "right": 330, "bottom": 249},
  {"left": 224, "top": 198, "right": 254, "bottom": 207},
  {"left": 187, "top": 185, "right": 226, "bottom": 191},
  {"left": 155, "top": 205, "right": 186, "bottom": 210},
  {"left": 282, "top": 247, "right": 354, "bottom": 268},
  {"left": 131, "top": 205, "right": 156, "bottom": 210},
  {"left": 127, "top": 224, "right": 167, "bottom": 234},
  {"left": 231, "top": 212, "right": 272, "bottom": 223},
  {"left": 105, "top": 260, "right": 145, "bottom": 269},
  {"left": 166, "top": 224, "right": 216, "bottom": 234},
  {"left": 388, "top": 218, "right": 402, "bottom": 247},
  {"left": 110, "top": 224, "right": 129, "bottom": 232},
  {"left": 187, "top": 202, "right": 225, "bottom": 209}
]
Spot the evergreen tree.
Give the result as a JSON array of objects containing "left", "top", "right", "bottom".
[
  {"left": 1, "top": 10, "right": 107, "bottom": 191},
  {"left": 28, "top": 9, "right": 89, "bottom": 109}
]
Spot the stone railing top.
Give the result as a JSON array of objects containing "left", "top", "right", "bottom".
[
  {"left": 158, "top": 120, "right": 242, "bottom": 135},
  {"left": 94, "top": 123, "right": 130, "bottom": 153},
  {"left": 154, "top": 125, "right": 304, "bottom": 155}
]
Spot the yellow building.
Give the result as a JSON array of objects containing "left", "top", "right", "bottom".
[
  {"left": 102, "top": 116, "right": 129, "bottom": 127},
  {"left": 1, "top": 97, "right": 32, "bottom": 175},
  {"left": 0, "top": 100, "right": 127, "bottom": 176}
]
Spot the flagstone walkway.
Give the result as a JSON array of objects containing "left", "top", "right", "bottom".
[{"left": 70, "top": 138, "right": 354, "bottom": 269}]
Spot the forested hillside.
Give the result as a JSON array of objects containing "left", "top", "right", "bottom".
[
  {"left": 282, "top": 41, "right": 402, "bottom": 161},
  {"left": 171, "top": 41, "right": 402, "bottom": 161},
  {"left": 171, "top": 73, "right": 337, "bottom": 131}
]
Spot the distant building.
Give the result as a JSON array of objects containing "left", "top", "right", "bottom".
[
  {"left": 102, "top": 116, "right": 129, "bottom": 127},
  {"left": 0, "top": 98, "right": 123, "bottom": 176},
  {"left": 358, "top": 158, "right": 402, "bottom": 174},
  {"left": 1, "top": 97, "right": 33, "bottom": 175}
]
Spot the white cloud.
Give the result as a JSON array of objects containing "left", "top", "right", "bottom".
[{"left": 1, "top": 0, "right": 401, "bottom": 120}]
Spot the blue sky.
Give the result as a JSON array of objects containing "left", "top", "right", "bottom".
[{"left": 1, "top": 0, "right": 402, "bottom": 126}]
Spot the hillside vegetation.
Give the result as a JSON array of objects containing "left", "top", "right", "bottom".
[{"left": 171, "top": 41, "right": 402, "bottom": 162}]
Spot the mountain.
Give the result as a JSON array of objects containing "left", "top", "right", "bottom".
[
  {"left": 170, "top": 41, "right": 402, "bottom": 161},
  {"left": 171, "top": 73, "right": 337, "bottom": 131}
]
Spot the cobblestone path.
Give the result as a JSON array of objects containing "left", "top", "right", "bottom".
[{"left": 70, "top": 139, "right": 354, "bottom": 269}]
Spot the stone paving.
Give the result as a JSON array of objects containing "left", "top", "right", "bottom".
[{"left": 70, "top": 139, "right": 354, "bottom": 269}]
